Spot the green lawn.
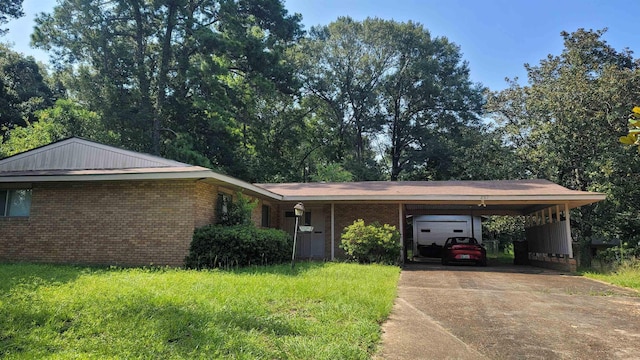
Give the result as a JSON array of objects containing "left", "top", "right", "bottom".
[
  {"left": 0, "top": 262, "right": 400, "bottom": 359},
  {"left": 582, "top": 260, "right": 640, "bottom": 291}
]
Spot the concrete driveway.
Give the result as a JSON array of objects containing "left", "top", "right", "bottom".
[{"left": 377, "top": 261, "right": 640, "bottom": 360}]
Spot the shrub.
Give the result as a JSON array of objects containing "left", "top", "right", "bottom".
[
  {"left": 217, "top": 192, "right": 256, "bottom": 226},
  {"left": 340, "top": 219, "right": 401, "bottom": 265},
  {"left": 185, "top": 224, "right": 292, "bottom": 269}
]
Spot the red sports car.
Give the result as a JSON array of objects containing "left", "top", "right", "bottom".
[{"left": 441, "top": 237, "right": 487, "bottom": 266}]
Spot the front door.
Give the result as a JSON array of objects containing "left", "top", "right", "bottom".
[{"left": 284, "top": 208, "right": 325, "bottom": 259}]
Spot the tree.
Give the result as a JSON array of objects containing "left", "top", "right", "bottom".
[
  {"left": 300, "top": 17, "right": 490, "bottom": 181},
  {"left": 0, "top": 99, "right": 115, "bottom": 157},
  {"left": 487, "top": 29, "right": 640, "bottom": 264},
  {"left": 32, "top": 0, "right": 303, "bottom": 171},
  {"left": 0, "top": 44, "right": 55, "bottom": 138},
  {"left": 0, "top": 0, "right": 23, "bottom": 36}
]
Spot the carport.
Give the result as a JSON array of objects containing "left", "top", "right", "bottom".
[{"left": 398, "top": 179, "right": 606, "bottom": 271}]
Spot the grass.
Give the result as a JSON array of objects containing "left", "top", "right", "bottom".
[
  {"left": 0, "top": 262, "right": 400, "bottom": 359},
  {"left": 487, "top": 250, "right": 514, "bottom": 264},
  {"left": 582, "top": 259, "right": 640, "bottom": 291}
]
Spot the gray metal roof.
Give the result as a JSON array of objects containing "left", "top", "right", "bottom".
[{"left": 0, "top": 137, "right": 191, "bottom": 172}]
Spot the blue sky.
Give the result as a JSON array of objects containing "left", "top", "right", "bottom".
[{"left": 4, "top": 0, "right": 640, "bottom": 91}]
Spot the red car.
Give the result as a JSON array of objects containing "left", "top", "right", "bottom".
[{"left": 441, "top": 237, "right": 487, "bottom": 266}]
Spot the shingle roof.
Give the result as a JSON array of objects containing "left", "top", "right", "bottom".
[
  {"left": 255, "top": 179, "right": 596, "bottom": 197},
  {"left": 255, "top": 179, "right": 606, "bottom": 213}
]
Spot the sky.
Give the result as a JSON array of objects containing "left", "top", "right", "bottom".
[{"left": 3, "top": 0, "right": 640, "bottom": 91}]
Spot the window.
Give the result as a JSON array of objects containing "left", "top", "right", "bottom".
[
  {"left": 217, "top": 193, "right": 232, "bottom": 217},
  {"left": 261, "top": 205, "right": 271, "bottom": 227},
  {"left": 1, "top": 189, "right": 32, "bottom": 217}
]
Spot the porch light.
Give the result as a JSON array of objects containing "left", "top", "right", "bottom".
[
  {"left": 294, "top": 202, "right": 305, "bottom": 217},
  {"left": 291, "top": 202, "right": 305, "bottom": 269}
]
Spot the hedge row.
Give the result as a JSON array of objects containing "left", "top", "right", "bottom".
[{"left": 184, "top": 224, "right": 292, "bottom": 269}]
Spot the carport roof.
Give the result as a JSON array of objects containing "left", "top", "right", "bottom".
[{"left": 255, "top": 179, "right": 606, "bottom": 215}]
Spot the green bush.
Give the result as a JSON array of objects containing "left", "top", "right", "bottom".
[
  {"left": 217, "top": 192, "right": 256, "bottom": 226},
  {"left": 185, "top": 224, "right": 292, "bottom": 269},
  {"left": 340, "top": 219, "right": 401, "bottom": 265}
]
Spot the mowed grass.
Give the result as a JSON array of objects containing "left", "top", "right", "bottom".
[
  {"left": 0, "top": 262, "right": 400, "bottom": 359},
  {"left": 582, "top": 260, "right": 640, "bottom": 291}
]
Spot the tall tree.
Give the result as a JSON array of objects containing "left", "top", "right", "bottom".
[
  {"left": 487, "top": 29, "right": 640, "bottom": 263},
  {"left": 32, "top": 0, "right": 302, "bottom": 171},
  {"left": 300, "top": 17, "right": 489, "bottom": 181}
]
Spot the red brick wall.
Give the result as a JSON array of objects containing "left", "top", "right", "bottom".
[{"left": 0, "top": 180, "right": 201, "bottom": 266}]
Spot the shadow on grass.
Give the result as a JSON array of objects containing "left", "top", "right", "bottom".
[
  {"left": 0, "top": 263, "right": 92, "bottom": 293},
  {"left": 1, "top": 290, "right": 302, "bottom": 358}
]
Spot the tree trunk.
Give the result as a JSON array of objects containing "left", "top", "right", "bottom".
[{"left": 152, "top": 0, "right": 177, "bottom": 155}]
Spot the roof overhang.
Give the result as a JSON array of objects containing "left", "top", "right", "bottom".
[
  {"left": 0, "top": 168, "right": 283, "bottom": 201},
  {"left": 278, "top": 194, "right": 606, "bottom": 215}
]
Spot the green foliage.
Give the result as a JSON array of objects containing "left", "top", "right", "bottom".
[
  {"left": 0, "top": 99, "right": 117, "bottom": 157},
  {"left": 185, "top": 224, "right": 292, "bottom": 269},
  {"left": 620, "top": 106, "right": 640, "bottom": 150},
  {"left": 309, "top": 163, "right": 354, "bottom": 182},
  {"left": 340, "top": 219, "right": 401, "bottom": 265},
  {"left": 0, "top": 262, "right": 399, "bottom": 359},
  {"left": 482, "top": 216, "right": 526, "bottom": 251},
  {"left": 583, "top": 258, "right": 640, "bottom": 290},
  {"left": 216, "top": 192, "right": 257, "bottom": 226},
  {"left": 0, "top": 44, "right": 54, "bottom": 137}
]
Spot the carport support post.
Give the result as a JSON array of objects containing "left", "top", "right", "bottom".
[
  {"left": 565, "top": 203, "right": 573, "bottom": 258},
  {"left": 398, "top": 203, "right": 404, "bottom": 263}
]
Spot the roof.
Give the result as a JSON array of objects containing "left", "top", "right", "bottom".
[
  {"left": 0, "top": 137, "right": 190, "bottom": 172},
  {"left": 255, "top": 179, "right": 606, "bottom": 215},
  {"left": 256, "top": 179, "right": 590, "bottom": 197},
  {"left": 0, "top": 137, "right": 281, "bottom": 200}
]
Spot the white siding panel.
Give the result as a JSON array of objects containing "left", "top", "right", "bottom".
[{"left": 525, "top": 220, "right": 570, "bottom": 255}]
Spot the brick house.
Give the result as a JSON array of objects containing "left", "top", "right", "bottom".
[{"left": 0, "top": 138, "right": 605, "bottom": 270}]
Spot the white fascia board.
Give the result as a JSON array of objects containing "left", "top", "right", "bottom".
[{"left": 209, "top": 172, "right": 283, "bottom": 200}]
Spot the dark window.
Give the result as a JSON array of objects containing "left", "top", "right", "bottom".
[
  {"left": 285, "top": 211, "right": 295, "bottom": 218},
  {"left": 261, "top": 205, "right": 270, "bottom": 227},
  {"left": 0, "top": 191, "right": 6, "bottom": 216},
  {"left": 0, "top": 189, "right": 31, "bottom": 217},
  {"left": 304, "top": 212, "right": 311, "bottom": 226}
]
